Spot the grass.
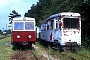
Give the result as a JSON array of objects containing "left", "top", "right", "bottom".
[
  {"left": 36, "top": 40, "right": 90, "bottom": 60},
  {"left": 49, "top": 47, "right": 90, "bottom": 60},
  {"left": 0, "top": 37, "right": 90, "bottom": 60},
  {"left": 0, "top": 36, "right": 47, "bottom": 60},
  {"left": 0, "top": 35, "right": 13, "bottom": 60},
  {"left": 0, "top": 34, "right": 2, "bottom": 36}
]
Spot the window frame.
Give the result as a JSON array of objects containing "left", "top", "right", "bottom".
[
  {"left": 25, "top": 22, "right": 34, "bottom": 30},
  {"left": 14, "top": 22, "right": 24, "bottom": 30},
  {"left": 63, "top": 18, "right": 79, "bottom": 29}
]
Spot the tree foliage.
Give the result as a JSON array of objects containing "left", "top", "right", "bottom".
[
  {"left": 24, "top": 0, "right": 90, "bottom": 48},
  {"left": 0, "top": 30, "right": 2, "bottom": 34},
  {"left": 8, "top": 10, "right": 21, "bottom": 24},
  {"left": 79, "top": 1, "right": 90, "bottom": 48}
]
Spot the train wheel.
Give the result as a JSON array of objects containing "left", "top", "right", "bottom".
[
  {"left": 11, "top": 41, "right": 13, "bottom": 45},
  {"left": 28, "top": 43, "right": 32, "bottom": 48},
  {"left": 12, "top": 43, "right": 18, "bottom": 50},
  {"left": 58, "top": 44, "right": 64, "bottom": 52}
]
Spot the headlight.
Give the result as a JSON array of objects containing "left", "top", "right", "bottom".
[
  {"left": 28, "top": 35, "right": 31, "bottom": 38},
  {"left": 17, "top": 35, "right": 20, "bottom": 38}
]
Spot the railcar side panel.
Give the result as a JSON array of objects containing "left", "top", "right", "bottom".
[{"left": 40, "top": 30, "right": 54, "bottom": 42}]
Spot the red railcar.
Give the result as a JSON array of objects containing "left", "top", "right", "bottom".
[{"left": 11, "top": 17, "right": 36, "bottom": 46}]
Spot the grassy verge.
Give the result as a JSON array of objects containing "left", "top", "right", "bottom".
[
  {"left": 0, "top": 34, "right": 2, "bottom": 36},
  {"left": 36, "top": 41, "right": 90, "bottom": 60},
  {"left": 0, "top": 37, "right": 90, "bottom": 60},
  {"left": 49, "top": 47, "right": 90, "bottom": 60},
  {"left": 0, "top": 36, "right": 13, "bottom": 60}
]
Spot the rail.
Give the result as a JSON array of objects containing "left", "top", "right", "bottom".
[
  {"left": 11, "top": 50, "right": 39, "bottom": 60},
  {"left": 30, "top": 50, "right": 39, "bottom": 60},
  {"left": 0, "top": 35, "right": 9, "bottom": 40}
]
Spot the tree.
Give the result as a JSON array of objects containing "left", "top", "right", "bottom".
[
  {"left": 8, "top": 10, "right": 21, "bottom": 24},
  {"left": 78, "top": 1, "right": 90, "bottom": 48},
  {"left": 24, "top": 0, "right": 90, "bottom": 48},
  {"left": 0, "top": 30, "right": 2, "bottom": 34}
]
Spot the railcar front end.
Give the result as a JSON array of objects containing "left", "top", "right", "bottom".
[
  {"left": 11, "top": 18, "right": 36, "bottom": 46},
  {"left": 60, "top": 16, "right": 81, "bottom": 50}
]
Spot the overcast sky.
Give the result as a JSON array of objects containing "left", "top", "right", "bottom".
[{"left": 0, "top": 0, "right": 38, "bottom": 31}]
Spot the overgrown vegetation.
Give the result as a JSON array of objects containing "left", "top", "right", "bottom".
[
  {"left": 0, "top": 30, "right": 2, "bottom": 35},
  {"left": 0, "top": 36, "right": 90, "bottom": 60},
  {"left": 0, "top": 36, "right": 13, "bottom": 60},
  {"left": 0, "top": 36, "right": 46, "bottom": 60},
  {"left": 25, "top": 0, "right": 90, "bottom": 49},
  {"left": 36, "top": 41, "right": 90, "bottom": 60}
]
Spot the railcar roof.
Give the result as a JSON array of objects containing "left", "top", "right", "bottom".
[
  {"left": 40, "top": 12, "right": 80, "bottom": 25},
  {"left": 13, "top": 17, "right": 35, "bottom": 21},
  {"left": 40, "top": 12, "right": 81, "bottom": 25},
  {"left": 47, "top": 12, "right": 80, "bottom": 20}
]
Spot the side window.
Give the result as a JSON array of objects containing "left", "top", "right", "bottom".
[
  {"left": 47, "top": 21, "right": 50, "bottom": 30},
  {"left": 59, "top": 21, "right": 61, "bottom": 28},
  {"left": 56, "top": 21, "right": 58, "bottom": 29},
  {"left": 55, "top": 17, "right": 61, "bottom": 29},
  {"left": 47, "top": 25, "right": 49, "bottom": 30},
  {"left": 49, "top": 20, "right": 53, "bottom": 30},
  {"left": 47, "top": 20, "right": 53, "bottom": 30},
  {"left": 56, "top": 21, "right": 61, "bottom": 29},
  {"left": 45, "top": 23, "right": 47, "bottom": 30},
  {"left": 41, "top": 24, "right": 43, "bottom": 31},
  {"left": 44, "top": 24, "right": 46, "bottom": 30}
]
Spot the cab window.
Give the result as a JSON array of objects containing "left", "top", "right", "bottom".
[
  {"left": 25, "top": 22, "right": 34, "bottom": 30},
  {"left": 14, "top": 22, "right": 24, "bottom": 30}
]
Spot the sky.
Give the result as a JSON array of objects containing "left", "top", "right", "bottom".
[{"left": 0, "top": 0, "right": 38, "bottom": 31}]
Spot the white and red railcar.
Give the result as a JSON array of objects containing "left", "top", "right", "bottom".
[
  {"left": 11, "top": 17, "right": 36, "bottom": 46},
  {"left": 37, "top": 12, "right": 81, "bottom": 50}
]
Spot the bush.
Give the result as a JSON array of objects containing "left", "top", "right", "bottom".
[
  {"left": 83, "top": 37, "right": 90, "bottom": 49},
  {"left": 0, "top": 30, "right": 3, "bottom": 34}
]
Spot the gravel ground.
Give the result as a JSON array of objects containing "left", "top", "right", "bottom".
[{"left": 32, "top": 44, "right": 60, "bottom": 60}]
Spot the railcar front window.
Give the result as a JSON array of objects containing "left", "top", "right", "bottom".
[
  {"left": 14, "top": 22, "right": 24, "bottom": 30},
  {"left": 63, "top": 18, "right": 79, "bottom": 28},
  {"left": 25, "top": 22, "right": 34, "bottom": 30}
]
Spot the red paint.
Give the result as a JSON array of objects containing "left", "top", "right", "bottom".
[
  {"left": 61, "top": 22, "right": 64, "bottom": 27},
  {"left": 64, "top": 34, "right": 69, "bottom": 36},
  {"left": 63, "top": 31, "right": 68, "bottom": 33},
  {"left": 12, "top": 31, "right": 36, "bottom": 43},
  {"left": 78, "top": 31, "right": 79, "bottom": 33},
  {"left": 50, "top": 32, "right": 52, "bottom": 41},
  {"left": 73, "top": 31, "right": 76, "bottom": 34},
  {"left": 61, "top": 15, "right": 65, "bottom": 18}
]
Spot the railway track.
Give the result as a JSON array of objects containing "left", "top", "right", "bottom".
[
  {"left": 0, "top": 35, "right": 9, "bottom": 40},
  {"left": 11, "top": 50, "right": 39, "bottom": 60},
  {"left": 30, "top": 50, "right": 39, "bottom": 60}
]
